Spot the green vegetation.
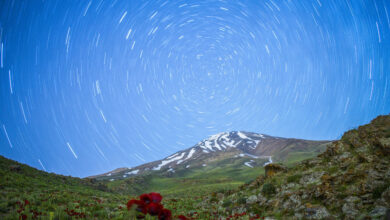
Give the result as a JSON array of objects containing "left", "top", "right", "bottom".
[
  {"left": 282, "top": 151, "right": 318, "bottom": 167},
  {"left": 3, "top": 115, "right": 387, "bottom": 219},
  {"left": 0, "top": 155, "right": 130, "bottom": 219},
  {"left": 0, "top": 148, "right": 309, "bottom": 219},
  {"left": 286, "top": 173, "right": 302, "bottom": 183},
  {"left": 261, "top": 183, "right": 276, "bottom": 196},
  {"left": 0, "top": 145, "right": 319, "bottom": 219},
  {"left": 106, "top": 156, "right": 267, "bottom": 197}
]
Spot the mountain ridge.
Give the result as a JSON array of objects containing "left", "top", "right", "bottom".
[{"left": 89, "top": 131, "right": 330, "bottom": 180}]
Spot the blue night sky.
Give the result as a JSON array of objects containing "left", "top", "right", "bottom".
[{"left": 0, "top": 0, "right": 389, "bottom": 177}]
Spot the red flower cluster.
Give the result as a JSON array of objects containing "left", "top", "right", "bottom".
[
  {"left": 16, "top": 200, "right": 43, "bottom": 219},
  {"left": 127, "top": 192, "right": 186, "bottom": 220},
  {"left": 16, "top": 200, "right": 28, "bottom": 214},
  {"left": 29, "top": 209, "right": 42, "bottom": 219},
  {"left": 16, "top": 200, "right": 30, "bottom": 219},
  {"left": 64, "top": 208, "right": 86, "bottom": 218}
]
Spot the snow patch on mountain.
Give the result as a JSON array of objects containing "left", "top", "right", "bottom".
[
  {"left": 244, "top": 160, "right": 254, "bottom": 168},
  {"left": 126, "top": 169, "right": 139, "bottom": 175},
  {"left": 263, "top": 156, "right": 273, "bottom": 166},
  {"left": 186, "top": 148, "right": 196, "bottom": 159},
  {"left": 237, "top": 131, "right": 249, "bottom": 139},
  {"left": 153, "top": 152, "right": 185, "bottom": 170},
  {"left": 147, "top": 131, "right": 267, "bottom": 172}
]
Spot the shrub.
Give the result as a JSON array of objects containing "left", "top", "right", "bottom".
[{"left": 261, "top": 183, "right": 276, "bottom": 196}]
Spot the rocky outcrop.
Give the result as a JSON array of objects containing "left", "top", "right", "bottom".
[
  {"left": 201, "top": 114, "right": 390, "bottom": 219},
  {"left": 264, "top": 163, "right": 286, "bottom": 178}
]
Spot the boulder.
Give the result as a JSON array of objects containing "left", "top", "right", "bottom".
[
  {"left": 264, "top": 163, "right": 286, "bottom": 178},
  {"left": 246, "top": 195, "right": 257, "bottom": 204},
  {"left": 303, "top": 204, "right": 331, "bottom": 219},
  {"left": 369, "top": 206, "right": 388, "bottom": 218},
  {"left": 342, "top": 203, "right": 358, "bottom": 217},
  {"left": 375, "top": 137, "right": 390, "bottom": 155},
  {"left": 281, "top": 194, "right": 301, "bottom": 210},
  {"left": 300, "top": 171, "right": 325, "bottom": 186},
  {"left": 257, "top": 193, "right": 267, "bottom": 206}
]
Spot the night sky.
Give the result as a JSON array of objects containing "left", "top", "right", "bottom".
[{"left": 1, "top": 0, "right": 389, "bottom": 177}]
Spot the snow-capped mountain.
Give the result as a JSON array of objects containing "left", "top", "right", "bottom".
[{"left": 89, "top": 131, "right": 330, "bottom": 180}]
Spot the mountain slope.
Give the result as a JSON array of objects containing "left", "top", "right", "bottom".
[
  {"left": 199, "top": 115, "right": 390, "bottom": 219},
  {"left": 90, "top": 131, "right": 330, "bottom": 181}
]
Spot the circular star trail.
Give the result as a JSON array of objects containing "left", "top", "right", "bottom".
[{"left": 0, "top": 0, "right": 389, "bottom": 177}]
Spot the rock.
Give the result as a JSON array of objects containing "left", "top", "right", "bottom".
[
  {"left": 285, "top": 183, "right": 297, "bottom": 189},
  {"left": 282, "top": 194, "right": 301, "bottom": 210},
  {"left": 342, "top": 203, "right": 358, "bottom": 217},
  {"left": 337, "top": 151, "right": 352, "bottom": 161},
  {"left": 246, "top": 195, "right": 257, "bottom": 204},
  {"left": 300, "top": 171, "right": 325, "bottom": 186},
  {"left": 301, "top": 191, "right": 310, "bottom": 200},
  {"left": 375, "top": 137, "right": 390, "bottom": 155},
  {"left": 361, "top": 194, "right": 375, "bottom": 205},
  {"left": 344, "top": 196, "right": 360, "bottom": 203},
  {"left": 303, "top": 204, "right": 331, "bottom": 219},
  {"left": 369, "top": 206, "right": 388, "bottom": 218},
  {"left": 294, "top": 212, "right": 303, "bottom": 219},
  {"left": 257, "top": 194, "right": 267, "bottom": 206},
  {"left": 320, "top": 141, "right": 343, "bottom": 157},
  {"left": 264, "top": 163, "right": 286, "bottom": 178},
  {"left": 381, "top": 187, "right": 390, "bottom": 206}
]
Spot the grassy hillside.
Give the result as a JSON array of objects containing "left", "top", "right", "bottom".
[
  {"left": 0, "top": 155, "right": 131, "bottom": 219},
  {"left": 107, "top": 156, "right": 268, "bottom": 197}
]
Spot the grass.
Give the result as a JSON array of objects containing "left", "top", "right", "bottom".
[
  {"left": 106, "top": 156, "right": 267, "bottom": 197},
  {"left": 282, "top": 151, "right": 318, "bottom": 167}
]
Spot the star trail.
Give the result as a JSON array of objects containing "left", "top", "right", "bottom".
[{"left": 0, "top": 0, "right": 389, "bottom": 177}]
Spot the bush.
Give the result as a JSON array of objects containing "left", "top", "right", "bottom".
[{"left": 261, "top": 183, "right": 276, "bottom": 196}]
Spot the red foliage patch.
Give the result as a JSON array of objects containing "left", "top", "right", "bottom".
[
  {"left": 149, "top": 192, "right": 163, "bottom": 203},
  {"left": 127, "top": 192, "right": 186, "bottom": 220}
]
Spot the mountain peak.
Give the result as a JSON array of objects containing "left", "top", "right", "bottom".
[
  {"left": 89, "top": 131, "right": 330, "bottom": 181},
  {"left": 196, "top": 131, "right": 267, "bottom": 153}
]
